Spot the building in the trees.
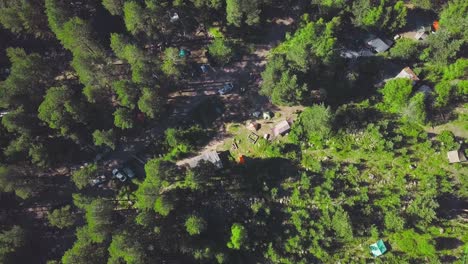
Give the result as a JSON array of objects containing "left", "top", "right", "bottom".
[
  {"left": 395, "top": 67, "right": 420, "bottom": 85},
  {"left": 182, "top": 151, "right": 223, "bottom": 169},
  {"left": 366, "top": 37, "right": 393, "bottom": 53},
  {"left": 447, "top": 150, "right": 467, "bottom": 164},
  {"left": 272, "top": 120, "right": 291, "bottom": 138},
  {"left": 369, "top": 239, "right": 387, "bottom": 257},
  {"left": 247, "top": 122, "right": 260, "bottom": 131}
]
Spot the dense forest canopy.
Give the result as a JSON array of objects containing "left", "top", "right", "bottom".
[{"left": 0, "top": 0, "right": 467, "bottom": 263}]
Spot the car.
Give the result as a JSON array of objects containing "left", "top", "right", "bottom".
[
  {"left": 112, "top": 168, "right": 127, "bottom": 182},
  {"left": 200, "top": 64, "right": 209, "bottom": 74},
  {"left": 122, "top": 166, "right": 135, "bottom": 179},
  {"left": 90, "top": 175, "right": 106, "bottom": 187},
  {"left": 252, "top": 111, "right": 261, "bottom": 118},
  {"left": 218, "top": 82, "right": 234, "bottom": 95}
]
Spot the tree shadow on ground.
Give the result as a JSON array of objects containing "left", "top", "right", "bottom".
[
  {"left": 437, "top": 194, "right": 468, "bottom": 220},
  {"left": 435, "top": 237, "right": 464, "bottom": 251}
]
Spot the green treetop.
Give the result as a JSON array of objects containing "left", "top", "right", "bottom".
[
  {"left": 71, "top": 163, "right": 98, "bottom": 190},
  {"left": 185, "top": 215, "right": 207, "bottom": 236},
  {"left": 47, "top": 205, "right": 76, "bottom": 229},
  {"left": 113, "top": 107, "right": 134, "bottom": 129},
  {"left": 379, "top": 78, "right": 413, "bottom": 113},
  {"left": 227, "top": 223, "right": 247, "bottom": 250}
]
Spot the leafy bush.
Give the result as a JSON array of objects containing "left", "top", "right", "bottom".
[
  {"left": 113, "top": 107, "right": 134, "bottom": 129},
  {"left": 435, "top": 130, "right": 459, "bottom": 150},
  {"left": 389, "top": 39, "right": 420, "bottom": 60},
  {"left": 71, "top": 163, "right": 97, "bottom": 190},
  {"left": 434, "top": 81, "right": 454, "bottom": 107},
  {"left": 208, "top": 38, "right": 234, "bottom": 65},
  {"left": 301, "top": 154, "right": 322, "bottom": 172},
  {"left": 164, "top": 126, "right": 206, "bottom": 160},
  {"left": 48, "top": 205, "right": 76, "bottom": 229},
  {"left": 112, "top": 80, "right": 138, "bottom": 109},
  {"left": 443, "top": 58, "right": 468, "bottom": 80},
  {"left": 138, "top": 87, "right": 162, "bottom": 119},
  {"left": 379, "top": 78, "right": 413, "bottom": 113},
  {"left": 92, "top": 129, "right": 116, "bottom": 150},
  {"left": 290, "top": 105, "right": 333, "bottom": 145},
  {"left": 227, "top": 223, "right": 247, "bottom": 250},
  {"left": 390, "top": 229, "right": 436, "bottom": 258},
  {"left": 154, "top": 196, "right": 174, "bottom": 216},
  {"left": 161, "top": 47, "right": 185, "bottom": 78},
  {"left": 185, "top": 215, "right": 207, "bottom": 236}
]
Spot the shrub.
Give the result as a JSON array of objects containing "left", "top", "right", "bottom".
[
  {"left": 208, "top": 38, "right": 233, "bottom": 65},
  {"left": 389, "top": 39, "right": 420, "bottom": 60},
  {"left": 390, "top": 229, "right": 436, "bottom": 258},
  {"left": 48, "top": 205, "right": 76, "bottom": 229},
  {"left": 436, "top": 130, "right": 459, "bottom": 150},
  {"left": 185, "top": 215, "right": 207, "bottom": 236},
  {"left": 227, "top": 223, "right": 247, "bottom": 250}
]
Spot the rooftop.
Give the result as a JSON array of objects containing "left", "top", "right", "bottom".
[
  {"left": 395, "top": 67, "right": 420, "bottom": 81},
  {"left": 183, "top": 151, "right": 223, "bottom": 169},
  {"left": 370, "top": 239, "right": 387, "bottom": 257},
  {"left": 447, "top": 150, "right": 467, "bottom": 163},
  {"left": 272, "top": 120, "right": 291, "bottom": 137},
  {"left": 367, "top": 37, "right": 392, "bottom": 53}
]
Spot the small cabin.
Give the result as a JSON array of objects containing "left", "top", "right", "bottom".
[{"left": 366, "top": 37, "right": 393, "bottom": 53}]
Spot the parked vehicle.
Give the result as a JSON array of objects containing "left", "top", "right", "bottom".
[
  {"left": 112, "top": 165, "right": 136, "bottom": 182},
  {"left": 218, "top": 82, "right": 234, "bottom": 95},
  {"left": 122, "top": 167, "right": 135, "bottom": 179},
  {"left": 200, "top": 64, "right": 209, "bottom": 73},
  {"left": 252, "top": 111, "right": 261, "bottom": 118},
  {"left": 90, "top": 175, "right": 106, "bottom": 187},
  {"left": 112, "top": 168, "right": 127, "bottom": 182}
]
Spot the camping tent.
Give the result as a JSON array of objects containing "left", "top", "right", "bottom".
[
  {"left": 179, "top": 49, "right": 189, "bottom": 58},
  {"left": 447, "top": 150, "right": 467, "bottom": 163},
  {"left": 370, "top": 239, "right": 387, "bottom": 257}
]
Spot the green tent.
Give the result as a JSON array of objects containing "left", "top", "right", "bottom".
[{"left": 370, "top": 239, "right": 387, "bottom": 257}]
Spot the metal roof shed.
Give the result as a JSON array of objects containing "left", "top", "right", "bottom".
[{"left": 367, "top": 38, "right": 392, "bottom": 53}]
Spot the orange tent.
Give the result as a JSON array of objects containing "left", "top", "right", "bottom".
[
  {"left": 238, "top": 155, "right": 245, "bottom": 164},
  {"left": 432, "top": 21, "right": 439, "bottom": 31}
]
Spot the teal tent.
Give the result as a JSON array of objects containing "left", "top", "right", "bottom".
[
  {"left": 179, "top": 49, "right": 188, "bottom": 58},
  {"left": 370, "top": 239, "right": 387, "bottom": 257}
]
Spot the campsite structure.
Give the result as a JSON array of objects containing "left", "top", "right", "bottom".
[
  {"left": 447, "top": 150, "right": 467, "bottom": 164},
  {"left": 272, "top": 120, "right": 291, "bottom": 138},
  {"left": 369, "top": 239, "right": 387, "bottom": 257},
  {"left": 180, "top": 151, "right": 224, "bottom": 169},
  {"left": 366, "top": 36, "right": 393, "bottom": 53},
  {"left": 395, "top": 67, "right": 420, "bottom": 84}
]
